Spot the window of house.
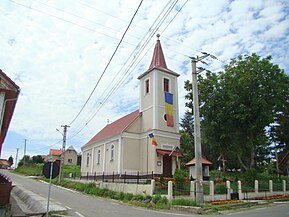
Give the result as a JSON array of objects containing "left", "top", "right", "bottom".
[
  {"left": 110, "top": 144, "right": 115, "bottom": 161},
  {"left": 97, "top": 149, "right": 101, "bottom": 165},
  {"left": 86, "top": 153, "right": 89, "bottom": 166},
  {"left": 68, "top": 158, "right": 72, "bottom": 163},
  {"left": 164, "top": 78, "right": 169, "bottom": 92},
  {"left": 145, "top": 79, "right": 150, "bottom": 94}
]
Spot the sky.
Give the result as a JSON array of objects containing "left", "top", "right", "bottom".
[{"left": 0, "top": 0, "right": 288, "bottom": 162}]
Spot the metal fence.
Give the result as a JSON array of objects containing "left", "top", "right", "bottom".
[{"left": 77, "top": 171, "right": 160, "bottom": 184}]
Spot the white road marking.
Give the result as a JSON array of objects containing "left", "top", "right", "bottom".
[
  {"left": 66, "top": 206, "right": 72, "bottom": 210},
  {"left": 228, "top": 212, "right": 243, "bottom": 215},
  {"left": 132, "top": 207, "right": 192, "bottom": 216},
  {"left": 75, "top": 211, "right": 85, "bottom": 217}
]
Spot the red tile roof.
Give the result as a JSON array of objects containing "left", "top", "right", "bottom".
[
  {"left": 186, "top": 156, "right": 213, "bottom": 166},
  {"left": 50, "top": 149, "right": 62, "bottom": 156},
  {"left": 156, "top": 148, "right": 184, "bottom": 157},
  {"left": 83, "top": 110, "right": 140, "bottom": 147}
]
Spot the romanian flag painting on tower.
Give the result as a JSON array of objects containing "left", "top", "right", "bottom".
[
  {"left": 165, "top": 92, "right": 174, "bottom": 127},
  {"left": 148, "top": 133, "right": 158, "bottom": 146}
]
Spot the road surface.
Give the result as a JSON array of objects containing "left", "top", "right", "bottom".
[{"left": 1, "top": 169, "right": 289, "bottom": 217}]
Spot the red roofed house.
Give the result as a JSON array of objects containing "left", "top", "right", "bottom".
[
  {"left": 49, "top": 149, "right": 62, "bottom": 162},
  {"left": 0, "top": 69, "right": 20, "bottom": 157},
  {"left": 81, "top": 36, "right": 182, "bottom": 177},
  {"left": 49, "top": 146, "right": 78, "bottom": 165}
]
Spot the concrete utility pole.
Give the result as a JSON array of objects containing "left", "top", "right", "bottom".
[
  {"left": 190, "top": 52, "right": 217, "bottom": 203},
  {"left": 58, "top": 125, "right": 70, "bottom": 182},
  {"left": 15, "top": 148, "right": 19, "bottom": 168},
  {"left": 23, "top": 139, "right": 27, "bottom": 165}
]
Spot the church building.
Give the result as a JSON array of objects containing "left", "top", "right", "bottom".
[{"left": 81, "top": 36, "right": 182, "bottom": 177}]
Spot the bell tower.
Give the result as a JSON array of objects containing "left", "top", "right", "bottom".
[{"left": 138, "top": 35, "right": 180, "bottom": 133}]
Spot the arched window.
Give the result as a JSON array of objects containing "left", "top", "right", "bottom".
[
  {"left": 86, "top": 153, "right": 90, "bottom": 166},
  {"left": 110, "top": 144, "right": 115, "bottom": 161},
  {"left": 163, "top": 78, "right": 169, "bottom": 92},
  {"left": 97, "top": 149, "right": 101, "bottom": 165},
  {"left": 145, "top": 79, "right": 150, "bottom": 94}
]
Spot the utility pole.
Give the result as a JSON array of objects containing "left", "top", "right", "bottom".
[
  {"left": 23, "top": 139, "right": 27, "bottom": 165},
  {"left": 58, "top": 125, "right": 70, "bottom": 182},
  {"left": 189, "top": 52, "right": 217, "bottom": 203},
  {"left": 15, "top": 148, "right": 19, "bottom": 168}
]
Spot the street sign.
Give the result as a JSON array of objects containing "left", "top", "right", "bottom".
[{"left": 42, "top": 162, "right": 60, "bottom": 179}]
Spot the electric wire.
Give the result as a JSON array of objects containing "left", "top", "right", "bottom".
[
  {"left": 69, "top": 0, "right": 183, "bottom": 139},
  {"left": 68, "top": 0, "right": 144, "bottom": 126}
]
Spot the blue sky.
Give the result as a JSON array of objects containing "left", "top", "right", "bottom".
[{"left": 0, "top": 0, "right": 288, "bottom": 161}]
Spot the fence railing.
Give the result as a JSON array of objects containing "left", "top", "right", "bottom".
[{"left": 78, "top": 171, "right": 160, "bottom": 184}]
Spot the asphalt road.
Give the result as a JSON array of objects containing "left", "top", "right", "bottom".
[{"left": 1, "top": 169, "right": 289, "bottom": 217}]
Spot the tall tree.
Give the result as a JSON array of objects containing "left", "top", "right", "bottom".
[
  {"left": 184, "top": 53, "right": 289, "bottom": 171},
  {"left": 179, "top": 111, "right": 194, "bottom": 168}
]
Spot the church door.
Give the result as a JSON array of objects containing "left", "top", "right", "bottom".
[{"left": 163, "top": 155, "right": 172, "bottom": 177}]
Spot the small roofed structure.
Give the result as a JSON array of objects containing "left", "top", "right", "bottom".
[{"left": 186, "top": 156, "right": 213, "bottom": 180}]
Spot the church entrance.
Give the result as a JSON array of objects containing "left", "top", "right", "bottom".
[{"left": 163, "top": 155, "right": 172, "bottom": 177}]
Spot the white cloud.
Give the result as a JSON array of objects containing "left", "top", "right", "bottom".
[{"left": 0, "top": 0, "right": 288, "bottom": 159}]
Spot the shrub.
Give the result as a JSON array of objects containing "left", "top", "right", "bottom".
[
  {"left": 152, "top": 194, "right": 162, "bottom": 204},
  {"left": 174, "top": 169, "right": 188, "bottom": 189},
  {"left": 243, "top": 169, "right": 258, "bottom": 185},
  {"left": 123, "top": 193, "right": 133, "bottom": 201},
  {"left": 133, "top": 194, "right": 145, "bottom": 201}
]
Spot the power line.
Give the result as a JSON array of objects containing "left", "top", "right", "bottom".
[
  {"left": 69, "top": 0, "right": 182, "bottom": 138},
  {"left": 7, "top": 0, "right": 136, "bottom": 46},
  {"left": 68, "top": 0, "right": 144, "bottom": 126}
]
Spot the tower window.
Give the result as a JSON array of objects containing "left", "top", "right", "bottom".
[
  {"left": 164, "top": 78, "right": 169, "bottom": 92},
  {"left": 145, "top": 79, "right": 150, "bottom": 94}
]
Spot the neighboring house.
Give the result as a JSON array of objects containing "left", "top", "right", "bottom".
[
  {"left": 186, "top": 156, "right": 213, "bottom": 180},
  {"left": 49, "top": 146, "right": 78, "bottom": 166},
  {"left": 81, "top": 36, "right": 183, "bottom": 177},
  {"left": 49, "top": 149, "right": 62, "bottom": 162},
  {"left": 0, "top": 69, "right": 20, "bottom": 157},
  {"left": 64, "top": 146, "right": 78, "bottom": 166},
  {"left": 0, "top": 159, "right": 11, "bottom": 169}
]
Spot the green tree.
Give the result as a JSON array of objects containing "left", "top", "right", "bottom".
[
  {"left": 184, "top": 53, "right": 289, "bottom": 171},
  {"left": 8, "top": 155, "right": 13, "bottom": 166},
  {"left": 32, "top": 155, "right": 44, "bottom": 164},
  {"left": 179, "top": 111, "right": 194, "bottom": 168}
]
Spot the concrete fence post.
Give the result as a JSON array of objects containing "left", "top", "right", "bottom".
[
  {"left": 151, "top": 179, "right": 155, "bottom": 195},
  {"left": 209, "top": 180, "right": 214, "bottom": 201},
  {"left": 254, "top": 180, "right": 259, "bottom": 193},
  {"left": 237, "top": 181, "right": 242, "bottom": 199},
  {"left": 282, "top": 180, "right": 286, "bottom": 195},
  {"left": 167, "top": 181, "right": 173, "bottom": 201},
  {"left": 226, "top": 180, "right": 231, "bottom": 200},
  {"left": 269, "top": 180, "right": 273, "bottom": 193},
  {"left": 190, "top": 181, "right": 195, "bottom": 199}
]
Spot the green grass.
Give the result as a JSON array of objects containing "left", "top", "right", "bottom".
[
  {"left": 13, "top": 163, "right": 44, "bottom": 176},
  {"left": 63, "top": 165, "right": 81, "bottom": 178}
]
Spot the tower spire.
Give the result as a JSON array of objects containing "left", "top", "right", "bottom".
[{"left": 149, "top": 34, "right": 168, "bottom": 70}]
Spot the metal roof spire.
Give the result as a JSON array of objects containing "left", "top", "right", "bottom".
[{"left": 149, "top": 34, "right": 168, "bottom": 70}]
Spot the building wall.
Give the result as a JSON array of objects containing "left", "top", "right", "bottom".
[
  {"left": 81, "top": 148, "right": 93, "bottom": 174},
  {"left": 156, "top": 70, "right": 179, "bottom": 133},
  {"left": 64, "top": 150, "right": 77, "bottom": 165},
  {"left": 122, "top": 137, "right": 140, "bottom": 172}
]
